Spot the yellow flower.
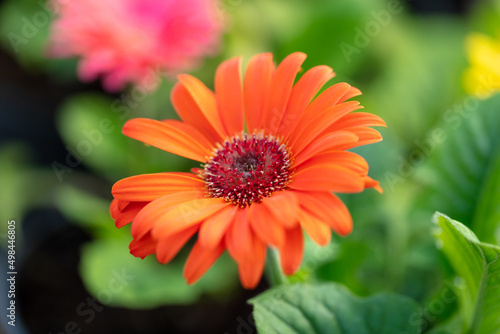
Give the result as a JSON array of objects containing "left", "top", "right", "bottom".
[{"left": 463, "top": 32, "right": 500, "bottom": 98}]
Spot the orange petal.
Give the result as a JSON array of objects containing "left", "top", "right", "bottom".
[
  {"left": 177, "top": 74, "right": 227, "bottom": 139},
  {"left": 112, "top": 172, "right": 204, "bottom": 202},
  {"left": 279, "top": 225, "right": 304, "bottom": 275},
  {"left": 215, "top": 57, "right": 244, "bottom": 135},
  {"left": 364, "top": 176, "right": 383, "bottom": 193},
  {"left": 129, "top": 232, "right": 157, "bottom": 259},
  {"left": 338, "top": 85, "right": 362, "bottom": 103},
  {"left": 152, "top": 198, "right": 229, "bottom": 240},
  {"left": 238, "top": 234, "right": 266, "bottom": 289},
  {"left": 183, "top": 239, "right": 225, "bottom": 285},
  {"left": 262, "top": 52, "right": 307, "bottom": 135},
  {"left": 290, "top": 101, "right": 363, "bottom": 155},
  {"left": 298, "top": 210, "right": 331, "bottom": 246},
  {"left": 293, "top": 131, "right": 359, "bottom": 166},
  {"left": 171, "top": 82, "right": 223, "bottom": 143},
  {"left": 155, "top": 224, "right": 199, "bottom": 264},
  {"left": 110, "top": 199, "right": 121, "bottom": 219},
  {"left": 296, "top": 82, "right": 353, "bottom": 126},
  {"left": 261, "top": 191, "right": 299, "bottom": 229},
  {"left": 115, "top": 202, "right": 148, "bottom": 228},
  {"left": 161, "top": 119, "right": 215, "bottom": 150},
  {"left": 334, "top": 127, "right": 383, "bottom": 150},
  {"left": 327, "top": 112, "right": 386, "bottom": 130},
  {"left": 294, "top": 191, "right": 352, "bottom": 236},
  {"left": 294, "top": 151, "right": 369, "bottom": 176},
  {"left": 131, "top": 191, "right": 205, "bottom": 239},
  {"left": 291, "top": 164, "right": 365, "bottom": 193},
  {"left": 279, "top": 65, "right": 335, "bottom": 138},
  {"left": 249, "top": 204, "right": 285, "bottom": 247},
  {"left": 244, "top": 53, "right": 274, "bottom": 133},
  {"left": 198, "top": 206, "right": 238, "bottom": 249},
  {"left": 225, "top": 208, "right": 254, "bottom": 263},
  {"left": 123, "top": 118, "right": 211, "bottom": 162}
]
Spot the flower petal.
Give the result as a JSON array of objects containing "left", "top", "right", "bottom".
[
  {"left": 298, "top": 210, "right": 331, "bottom": 246},
  {"left": 152, "top": 198, "right": 229, "bottom": 240},
  {"left": 262, "top": 52, "right": 307, "bottom": 135},
  {"left": 115, "top": 202, "right": 148, "bottom": 228},
  {"left": 171, "top": 82, "right": 223, "bottom": 143},
  {"left": 327, "top": 112, "right": 387, "bottom": 130},
  {"left": 129, "top": 232, "right": 156, "bottom": 259},
  {"left": 334, "top": 127, "right": 383, "bottom": 150},
  {"left": 290, "top": 101, "right": 363, "bottom": 155},
  {"left": 279, "top": 225, "right": 304, "bottom": 275},
  {"left": 131, "top": 191, "right": 205, "bottom": 239},
  {"left": 294, "top": 191, "right": 352, "bottom": 236},
  {"left": 244, "top": 53, "right": 274, "bottom": 133},
  {"left": 183, "top": 239, "right": 225, "bottom": 285},
  {"left": 123, "top": 118, "right": 211, "bottom": 162},
  {"left": 291, "top": 82, "right": 353, "bottom": 133},
  {"left": 279, "top": 65, "right": 335, "bottom": 138},
  {"left": 198, "top": 206, "right": 238, "bottom": 249},
  {"left": 364, "top": 176, "right": 383, "bottom": 193},
  {"left": 110, "top": 199, "right": 122, "bottom": 220},
  {"left": 156, "top": 225, "right": 199, "bottom": 264},
  {"left": 177, "top": 74, "right": 227, "bottom": 139},
  {"left": 112, "top": 172, "right": 204, "bottom": 202},
  {"left": 225, "top": 208, "right": 253, "bottom": 263},
  {"left": 293, "top": 131, "right": 359, "bottom": 166},
  {"left": 238, "top": 234, "right": 266, "bottom": 289},
  {"left": 290, "top": 164, "right": 365, "bottom": 193},
  {"left": 261, "top": 191, "right": 299, "bottom": 229},
  {"left": 294, "top": 151, "right": 369, "bottom": 176},
  {"left": 249, "top": 204, "right": 285, "bottom": 247},
  {"left": 215, "top": 57, "right": 244, "bottom": 135}
]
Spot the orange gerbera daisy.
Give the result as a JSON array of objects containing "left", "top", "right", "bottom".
[{"left": 110, "top": 52, "right": 386, "bottom": 289}]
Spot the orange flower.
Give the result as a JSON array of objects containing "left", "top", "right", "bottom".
[{"left": 110, "top": 52, "right": 386, "bottom": 289}]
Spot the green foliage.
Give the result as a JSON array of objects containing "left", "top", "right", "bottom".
[
  {"left": 434, "top": 212, "right": 500, "bottom": 334},
  {"left": 80, "top": 234, "right": 239, "bottom": 308},
  {"left": 250, "top": 283, "right": 422, "bottom": 334},
  {"left": 419, "top": 95, "right": 500, "bottom": 244},
  {"left": 56, "top": 93, "right": 192, "bottom": 182}
]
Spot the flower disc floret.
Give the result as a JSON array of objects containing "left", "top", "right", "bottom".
[{"left": 202, "top": 133, "right": 292, "bottom": 208}]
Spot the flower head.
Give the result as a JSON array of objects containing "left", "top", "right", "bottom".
[
  {"left": 49, "top": 0, "right": 223, "bottom": 91},
  {"left": 110, "top": 52, "right": 386, "bottom": 289},
  {"left": 463, "top": 32, "right": 500, "bottom": 98}
]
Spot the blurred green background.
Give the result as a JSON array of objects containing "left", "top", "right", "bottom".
[{"left": 0, "top": 0, "right": 499, "bottom": 333}]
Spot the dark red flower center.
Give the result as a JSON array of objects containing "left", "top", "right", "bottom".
[{"left": 202, "top": 133, "right": 293, "bottom": 207}]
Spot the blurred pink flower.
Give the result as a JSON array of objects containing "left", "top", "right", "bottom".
[{"left": 48, "top": 0, "right": 223, "bottom": 91}]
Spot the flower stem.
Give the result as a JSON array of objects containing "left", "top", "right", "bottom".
[{"left": 265, "top": 248, "right": 287, "bottom": 286}]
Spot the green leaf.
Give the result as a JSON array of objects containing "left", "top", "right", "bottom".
[
  {"left": 79, "top": 235, "right": 238, "bottom": 308},
  {"left": 419, "top": 95, "right": 500, "bottom": 244},
  {"left": 249, "top": 283, "right": 422, "bottom": 334},
  {"left": 433, "top": 212, "right": 500, "bottom": 334}
]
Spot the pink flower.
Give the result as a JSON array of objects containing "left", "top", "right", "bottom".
[{"left": 48, "top": 0, "right": 223, "bottom": 91}]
